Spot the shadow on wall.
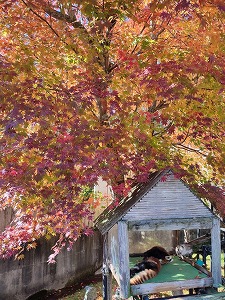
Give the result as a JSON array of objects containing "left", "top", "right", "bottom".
[
  {"left": 129, "top": 230, "right": 178, "bottom": 254},
  {"left": 0, "top": 230, "right": 103, "bottom": 300}
]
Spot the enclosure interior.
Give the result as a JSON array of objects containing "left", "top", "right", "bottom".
[
  {"left": 108, "top": 225, "right": 215, "bottom": 297},
  {"left": 129, "top": 229, "right": 212, "bottom": 259},
  {"left": 132, "top": 230, "right": 213, "bottom": 276}
]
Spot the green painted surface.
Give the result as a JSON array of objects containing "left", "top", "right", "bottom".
[{"left": 129, "top": 256, "right": 208, "bottom": 283}]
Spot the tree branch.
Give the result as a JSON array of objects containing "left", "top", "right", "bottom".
[
  {"left": 173, "top": 144, "right": 208, "bottom": 157},
  {"left": 22, "top": 1, "right": 119, "bottom": 75},
  {"left": 152, "top": 121, "right": 173, "bottom": 137},
  {"left": 22, "top": 0, "right": 60, "bottom": 38},
  {"left": 175, "top": 128, "right": 190, "bottom": 145},
  {"left": 148, "top": 100, "right": 168, "bottom": 113},
  {"left": 22, "top": 1, "right": 93, "bottom": 46},
  {"left": 44, "top": 7, "right": 86, "bottom": 30}
]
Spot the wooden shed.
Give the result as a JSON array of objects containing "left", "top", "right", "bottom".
[{"left": 95, "top": 169, "right": 222, "bottom": 299}]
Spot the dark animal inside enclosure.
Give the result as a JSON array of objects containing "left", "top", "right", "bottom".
[
  {"left": 130, "top": 245, "right": 173, "bottom": 264},
  {"left": 130, "top": 257, "right": 161, "bottom": 285},
  {"left": 130, "top": 257, "right": 160, "bottom": 278},
  {"left": 130, "top": 246, "right": 173, "bottom": 285}
]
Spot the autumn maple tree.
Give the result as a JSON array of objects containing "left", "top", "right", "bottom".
[{"left": 0, "top": 0, "right": 225, "bottom": 261}]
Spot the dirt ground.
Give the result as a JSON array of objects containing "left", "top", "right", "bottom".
[{"left": 27, "top": 274, "right": 103, "bottom": 300}]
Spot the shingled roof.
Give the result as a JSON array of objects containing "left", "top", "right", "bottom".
[{"left": 94, "top": 168, "right": 215, "bottom": 234}]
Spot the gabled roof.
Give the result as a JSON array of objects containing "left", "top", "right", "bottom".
[{"left": 94, "top": 169, "right": 215, "bottom": 234}]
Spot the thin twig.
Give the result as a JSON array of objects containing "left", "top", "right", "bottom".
[{"left": 173, "top": 144, "right": 208, "bottom": 157}]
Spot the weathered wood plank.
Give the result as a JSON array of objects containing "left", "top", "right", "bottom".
[
  {"left": 180, "top": 257, "right": 211, "bottom": 277},
  {"left": 171, "top": 292, "right": 225, "bottom": 299},
  {"left": 109, "top": 263, "right": 120, "bottom": 285},
  {"left": 125, "top": 211, "right": 212, "bottom": 219},
  {"left": 123, "top": 176, "right": 213, "bottom": 221},
  {"left": 95, "top": 169, "right": 215, "bottom": 235},
  {"left": 108, "top": 225, "right": 120, "bottom": 278},
  {"left": 131, "top": 278, "right": 213, "bottom": 296},
  {"left": 118, "top": 221, "right": 130, "bottom": 299},
  {"left": 127, "top": 218, "right": 213, "bottom": 231},
  {"left": 211, "top": 217, "right": 221, "bottom": 287},
  {"left": 102, "top": 233, "right": 112, "bottom": 300}
]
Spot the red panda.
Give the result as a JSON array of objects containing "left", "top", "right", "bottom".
[
  {"left": 130, "top": 246, "right": 173, "bottom": 285},
  {"left": 130, "top": 256, "right": 161, "bottom": 285},
  {"left": 143, "top": 245, "right": 173, "bottom": 264}
]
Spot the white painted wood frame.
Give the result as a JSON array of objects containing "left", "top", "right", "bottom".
[
  {"left": 211, "top": 217, "right": 222, "bottom": 287},
  {"left": 118, "top": 221, "right": 130, "bottom": 299},
  {"left": 131, "top": 277, "right": 213, "bottom": 296},
  {"left": 102, "top": 233, "right": 112, "bottom": 300},
  {"left": 127, "top": 217, "right": 213, "bottom": 231}
]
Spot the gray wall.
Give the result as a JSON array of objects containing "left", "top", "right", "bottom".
[
  {"left": 0, "top": 208, "right": 14, "bottom": 232},
  {"left": 0, "top": 231, "right": 103, "bottom": 300},
  {"left": 129, "top": 230, "right": 178, "bottom": 254}
]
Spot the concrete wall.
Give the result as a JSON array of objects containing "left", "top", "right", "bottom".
[
  {"left": 0, "top": 231, "right": 103, "bottom": 300},
  {"left": 129, "top": 230, "right": 178, "bottom": 254},
  {"left": 0, "top": 207, "right": 14, "bottom": 232}
]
